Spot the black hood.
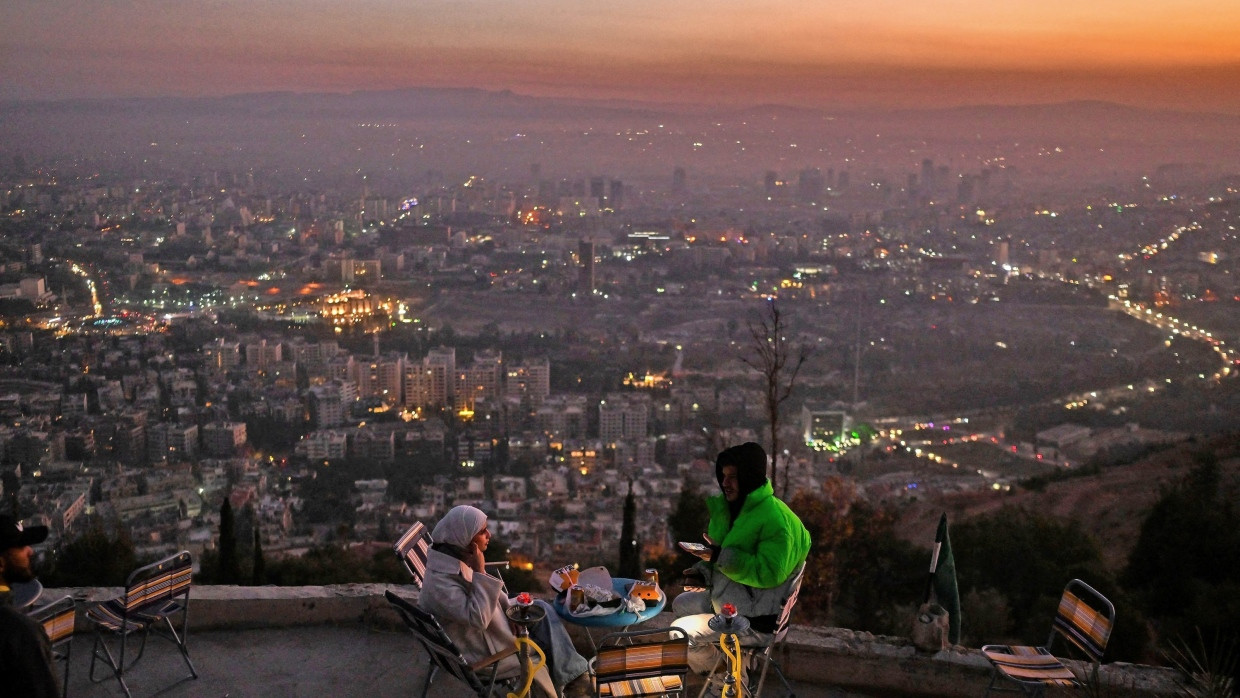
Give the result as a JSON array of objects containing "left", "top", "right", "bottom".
[{"left": 715, "top": 442, "right": 769, "bottom": 500}]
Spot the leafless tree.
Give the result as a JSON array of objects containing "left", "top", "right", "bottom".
[{"left": 739, "top": 299, "right": 811, "bottom": 498}]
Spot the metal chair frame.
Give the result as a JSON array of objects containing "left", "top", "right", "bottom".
[
  {"left": 982, "top": 578, "right": 1116, "bottom": 698},
  {"left": 385, "top": 589, "right": 517, "bottom": 698},
  {"left": 697, "top": 563, "right": 805, "bottom": 698},
  {"left": 394, "top": 519, "right": 509, "bottom": 589},
  {"left": 85, "top": 550, "right": 198, "bottom": 698},
  {"left": 30, "top": 593, "right": 76, "bottom": 698}
]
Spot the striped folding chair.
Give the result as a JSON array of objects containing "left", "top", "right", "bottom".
[
  {"left": 29, "top": 594, "right": 76, "bottom": 698},
  {"left": 85, "top": 550, "right": 198, "bottom": 698},
  {"left": 593, "top": 626, "right": 691, "bottom": 698},
  {"left": 745, "top": 562, "right": 805, "bottom": 697},
  {"left": 384, "top": 590, "right": 517, "bottom": 698},
  {"left": 393, "top": 519, "right": 508, "bottom": 588},
  {"left": 394, "top": 520, "right": 433, "bottom": 587},
  {"left": 696, "top": 562, "right": 806, "bottom": 698},
  {"left": 982, "top": 579, "right": 1116, "bottom": 697}
]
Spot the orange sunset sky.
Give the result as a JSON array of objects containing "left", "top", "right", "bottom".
[{"left": 5, "top": 0, "right": 1240, "bottom": 111}]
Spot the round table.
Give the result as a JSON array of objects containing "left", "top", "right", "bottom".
[
  {"left": 552, "top": 577, "right": 666, "bottom": 628},
  {"left": 10, "top": 579, "right": 43, "bottom": 609}
]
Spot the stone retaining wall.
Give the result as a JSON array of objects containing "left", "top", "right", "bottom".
[
  {"left": 52, "top": 583, "right": 405, "bottom": 631},
  {"left": 48, "top": 585, "right": 1184, "bottom": 697}
]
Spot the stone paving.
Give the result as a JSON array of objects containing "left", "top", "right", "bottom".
[
  {"left": 62, "top": 622, "right": 877, "bottom": 698},
  {"left": 64, "top": 624, "right": 874, "bottom": 698}
]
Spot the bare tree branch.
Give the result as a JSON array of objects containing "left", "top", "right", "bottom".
[{"left": 739, "top": 300, "right": 812, "bottom": 498}]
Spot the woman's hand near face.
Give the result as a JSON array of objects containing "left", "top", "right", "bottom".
[
  {"left": 467, "top": 522, "right": 492, "bottom": 574},
  {"left": 468, "top": 542, "right": 487, "bottom": 573}
]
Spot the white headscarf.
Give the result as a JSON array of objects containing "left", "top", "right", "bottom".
[{"left": 431, "top": 505, "right": 488, "bottom": 548}]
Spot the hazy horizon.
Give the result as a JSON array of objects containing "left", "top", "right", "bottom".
[
  {"left": 6, "top": 84, "right": 1240, "bottom": 119},
  {"left": 7, "top": 1, "right": 1240, "bottom": 114}
]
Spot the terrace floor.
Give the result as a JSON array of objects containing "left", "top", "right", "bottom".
[{"left": 65, "top": 624, "right": 876, "bottom": 697}]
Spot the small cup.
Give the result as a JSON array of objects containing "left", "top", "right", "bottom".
[{"left": 568, "top": 586, "right": 586, "bottom": 611}]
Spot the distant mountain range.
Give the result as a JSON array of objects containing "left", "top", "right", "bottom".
[
  {"left": 6, "top": 87, "right": 1240, "bottom": 126},
  {"left": 2, "top": 87, "right": 669, "bottom": 121},
  {"left": 3, "top": 87, "right": 1238, "bottom": 187}
]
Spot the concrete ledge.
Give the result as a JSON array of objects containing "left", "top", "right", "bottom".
[
  {"left": 48, "top": 583, "right": 414, "bottom": 631},
  {"left": 783, "top": 627, "right": 1181, "bottom": 697},
  {"left": 45, "top": 585, "right": 1183, "bottom": 697}
]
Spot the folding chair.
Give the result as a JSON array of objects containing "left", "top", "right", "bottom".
[
  {"left": 29, "top": 594, "right": 76, "bottom": 698},
  {"left": 393, "top": 519, "right": 509, "bottom": 588},
  {"left": 394, "top": 520, "right": 432, "bottom": 587},
  {"left": 697, "top": 562, "right": 805, "bottom": 698},
  {"left": 982, "top": 579, "right": 1116, "bottom": 697},
  {"left": 384, "top": 590, "right": 517, "bottom": 698},
  {"left": 593, "top": 626, "right": 691, "bottom": 698},
  {"left": 85, "top": 550, "right": 198, "bottom": 698}
]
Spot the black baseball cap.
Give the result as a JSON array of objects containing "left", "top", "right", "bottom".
[{"left": 0, "top": 515, "right": 48, "bottom": 551}]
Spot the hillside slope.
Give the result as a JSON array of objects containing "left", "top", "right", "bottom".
[{"left": 893, "top": 434, "right": 1240, "bottom": 571}]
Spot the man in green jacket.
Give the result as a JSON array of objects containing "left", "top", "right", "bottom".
[{"left": 671, "top": 442, "right": 811, "bottom": 676}]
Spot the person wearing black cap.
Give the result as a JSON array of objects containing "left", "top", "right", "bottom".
[
  {"left": 671, "top": 442, "right": 811, "bottom": 675},
  {"left": 0, "top": 514, "right": 60, "bottom": 698}
]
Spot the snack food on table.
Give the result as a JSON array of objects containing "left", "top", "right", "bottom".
[
  {"left": 566, "top": 582, "right": 625, "bottom": 616},
  {"left": 549, "top": 564, "right": 580, "bottom": 592},
  {"left": 628, "top": 580, "right": 660, "bottom": 602}
]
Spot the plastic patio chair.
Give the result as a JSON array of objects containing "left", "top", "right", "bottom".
[
  {"left": 982, "top": 578, "right": 1116, "bottom": 697},
  {"left": 85, "top": 550, "right": 198, "bottom": 698}
]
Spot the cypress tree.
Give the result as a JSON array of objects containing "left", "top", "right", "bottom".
[
  {"left": 218, "top": 498, "right": 240, "bottom": 584},
  {"left": 668, "top": 478, "right": 709, "bottom": 545},
  {"left": 251, "top": 527, "right": 265, "bottom": 585},
  {"left": 618, "top": 481, "right": 641, "bottom": 578}
]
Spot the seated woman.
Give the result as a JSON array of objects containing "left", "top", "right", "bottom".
[{"left": 418, "top": 505, "right": 589, "bottom": 698}]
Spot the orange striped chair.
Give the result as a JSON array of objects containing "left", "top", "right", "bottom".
[
  {"left": 982, "top": 579, "right": 1116, "bottom": 697},
  {"left": 592, "top": 626, "right": 691, "bottom": 698},
  {"left": 30, "top": 594, "right": 76, "bottom": 698},
  {"left": 85, "top": 550, "right": 198, "bottom": 698}
]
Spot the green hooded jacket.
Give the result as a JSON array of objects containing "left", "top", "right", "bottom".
[{"left": 707, "top": 480, "right": 811, "bottom": 589}]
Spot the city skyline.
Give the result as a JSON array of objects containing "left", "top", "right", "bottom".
[{"left": 6, "top": 0, "right": 1240, "bottom": 112}]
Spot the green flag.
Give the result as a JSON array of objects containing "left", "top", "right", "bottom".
[{"left": 927, "top": 513, "right": 961, "bottom": 645}]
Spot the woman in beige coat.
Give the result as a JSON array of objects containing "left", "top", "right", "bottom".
[{"left": 417, "top": 505, "right": 587, "bottom": 698}]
